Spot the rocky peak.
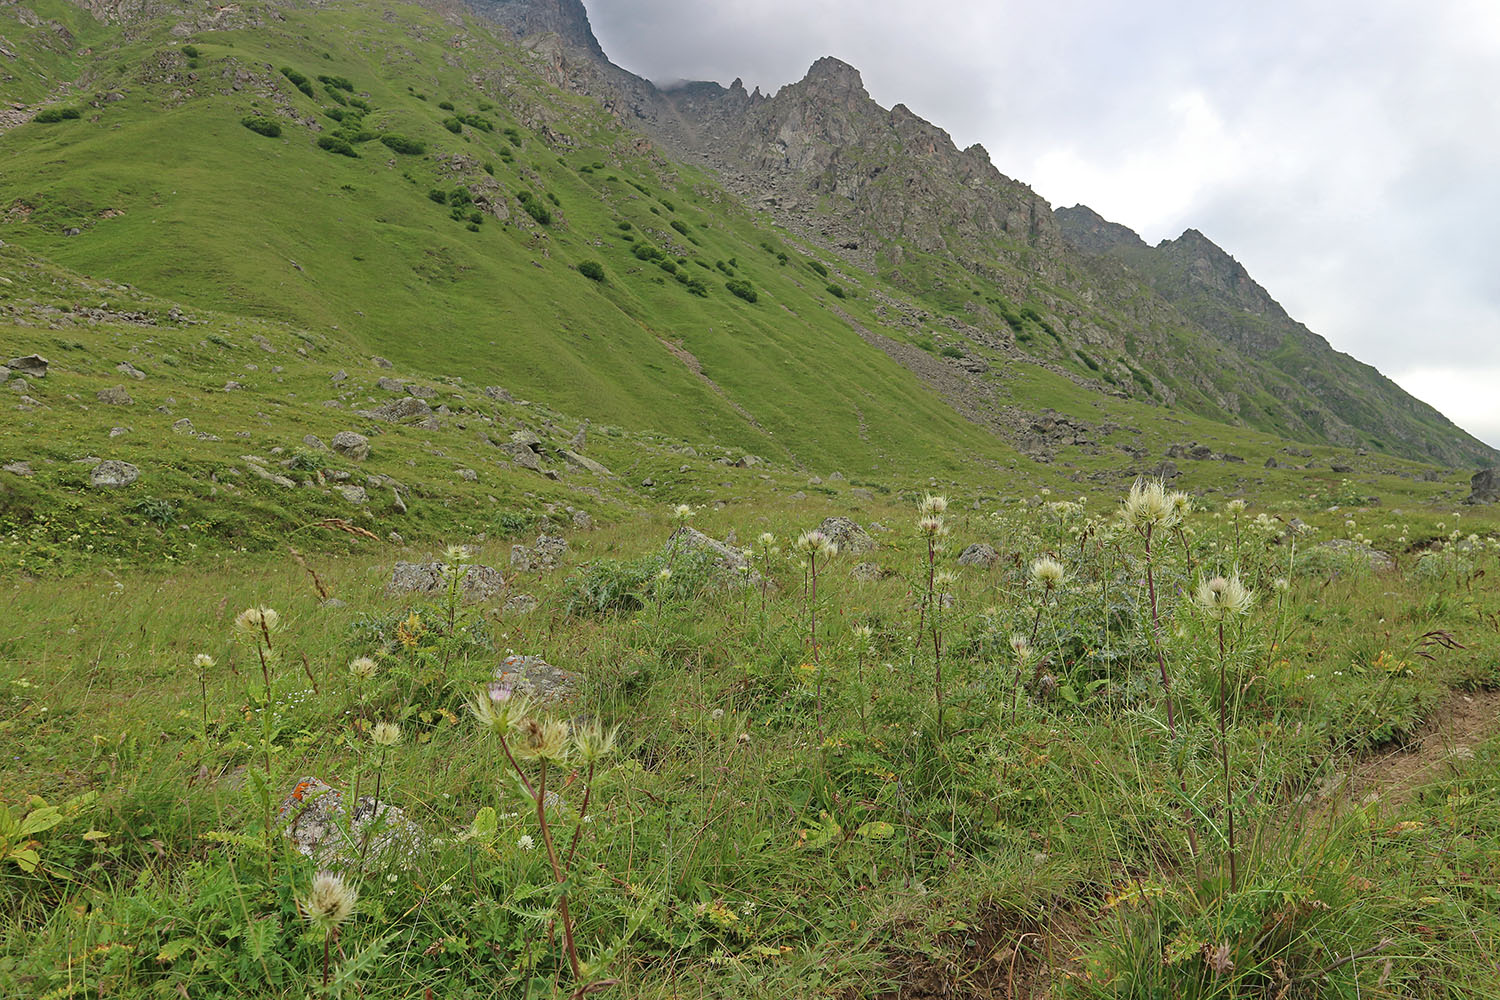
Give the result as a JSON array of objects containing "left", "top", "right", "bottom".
[
  {"left": 1055, "top": 204, "right": 1148, "bottom": 254},
  {"left": 795, "top": 56, "right": 867, "bottom": 98},
  {"left": 466, "top": 0, "right": 604, "bottom": 59},
  {"left": 1156, "top": 228, "right": 1287, "bottom": 322}
]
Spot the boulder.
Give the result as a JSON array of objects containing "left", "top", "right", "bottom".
[
  {"left": 561, "top": 449, "right": 610, "bottom": 475},
  {"left": 376, "top": 376, "right": 404, "bottom": 392},
  {"left": 6, "top": 354, "right": 47, "bottom": 377},
  {"left": 115, "top": 361, "right": 146, "bottom": 380},
  {"left": 490, "top": 653, "right": 581, "bottom": 709},
  {"left": 501, "top": 443, "right": 541, "bottom": 471},
  {"left": 334, "top": 485, "right": 368, "bottom": 504},
  {"left": 386, "top": 560, "right": 506, "bottom": 601},
  {"left": 90, "top": 460, "right": 139, "bottom": 488},
  {"left": 1465, "top": 468, "right": 1499, "bottom": 505},
  {"left": 95, "top": 386, "right": 133, "bottom": 405},
  {"left": 818, "top": 516, "right": 875, "bottom": 555},
  {"left": 503, "top": 593, "right": 539, "bottom": 616},
  {"left": 278, "top": 776, "right": 424, "bottom": 871},
  {"left": 303, "top": 434, "right": 326, "bottom": 451},
  {"left": 330, "top": 431, "right": 370, "bottom": 461},
  {"left": 510, "top": 533, "right": 568, "bottom": 572},
  {"left": 2, "top": 461, "right": 33, "bottom": 477},
  {"left": 957, "top": 542, "right": 999, "bottom": 568},
  {"left": 359, "top": 397, "right": 431, "bottom": 423},
  {"left": 661, "top": 526, "right": 763, "bottom": 587},
  {"left": 405, "top": 384, "right": 437, "bottom": 399},
  {"left": 371, "top": 355, "right": 394, "bottom": 368},
  {"left": 850, "top": 562, "right": 886, "bottom": 582}
]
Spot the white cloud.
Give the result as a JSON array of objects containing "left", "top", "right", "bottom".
[{"left": 1392, "top": 367, "right": 1500, "bottom": 450}]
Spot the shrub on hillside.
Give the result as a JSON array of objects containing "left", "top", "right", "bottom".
[
  {"left": 379, "top": 134, "right": 425, "bottom": 155},
  {"left": 442, "top": 117, "right": 463, "bottom": 134},
  {"left": 318, "top": 74, "right": 354, "bottom": 92},
  {"left": 438, "top": 100, "right": 455, "bottom": 110},
  {"left": 826, "top": 283, "right": 846, "bottom": 299},
  {"left": 316, "top": 135, "right": 357, "bottom": 157},
  {"left": 725, "top": 279, "right": 757, "bottom": 303},
  {"left": 280, "top": 67, "right": 315, "bottom": 99},
  {"left": 808, "top": 259, "right": 828, "bottom": 277},
  {"left": 578, "top": 260, "right": 606, "bottom": 282},
  {"left": 33, "top": 107, "right": 81, "bottom": 123},
  {"left": 240, "top": 116, "right": 282, "bottom": 138}
]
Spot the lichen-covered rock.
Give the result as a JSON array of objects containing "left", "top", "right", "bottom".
[
  {"left": 957, "top": 543, "right": 999, "bottom": 568},
  {"left": 818, "top": 516, "right": 875, "bottom": 555},
  {"left": 330, "top": 431, "right": 369, "bottom": 461},
  {"left": 491, "top": 654, "right": 581, "bottom": 708},
  {"left": 1467, "top": 468, "right": 1499, "bottom": 505},
  {"left": 510, "top": 533, "right": 568, "bottom": 572},
  {"left": 278, "top": 776, "right": 424, "bottom": 870},
  {"left": 503, "top": 593, "right": 539, "bottom": 615},
  {"left": 96, "top": 385, "right": 133, "bottom": 405},
  {"left": 387, "top": 560, "right": 505, "bottom": 601},
  {"left": 90, "top": 460, "right": 139, "bottom": 488},
  {"left": 662, "top": 526, "right": 760, "bottom": 586}
]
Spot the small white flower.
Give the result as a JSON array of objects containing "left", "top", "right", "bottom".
[
  {"left": 517, "top": 834, "right": 535, "bottom": 851},
  {"left": 193, "top": 653, "right": 215, "bottom": 669}
]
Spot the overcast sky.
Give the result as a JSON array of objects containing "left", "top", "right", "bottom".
[{"left": 586, "top": 0, "right": 1500, "bottom": 450}]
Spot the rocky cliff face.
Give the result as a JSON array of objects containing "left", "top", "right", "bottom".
[{"left": 460, "top": 0, "right": 1497, "bottom": 467}]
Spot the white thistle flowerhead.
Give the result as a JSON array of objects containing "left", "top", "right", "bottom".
[
  {"left": 1169, "top": 491, "right": 1193, "bottom": 518},
  {"left": 1272, "top": 577, "right": 1290, "bottom": 592},
  {"left": 370, "top": 721, "right": 402, "bottom": 747},
  {"left": 851, "top": 624, "right": 874, "bottom": 650},
  {"left": 443, "top": 543, "right": 472, "bottom": 565},
  {"left": 672, "top": 504, "right": 694, "bottom": 523},
  {"left": 469, "top": 686, "right": 531, "bottom": 734},
  {"left": 934, "top": 570, "right": 958, "bottom": 587},
  {"left": 1192, "top": 575, "right": 1254, "bottom": 620},
  {"left": 514, "top": 717, "right": 572, "bottom": 762},
  {"left": 572, "top": 720, "right": 620, "bottom": 765},
  {"left": 1226, "top": 499, "right": 1248, "bottom": 514},
  {"left": 1009, "top": 634, "right": 1031, "bottom": 661},
  {"left": 758, "top": 532, "right": 776, "bottom": 548},
  {"left": 917, "top": 515, "right": 949, "bottom": 538},
  {"left": 794, "top": 530, "right": 837, "bottom": 559},
  {"left": 300, "top": 873, "right": 358, "bottom": 931},
  {"left": 919, "top": 494, "right": 948, "bottom": 516},
  {"left": 193, "top": 653, "right": 215, "bottom": 669},
  {"left": 1121, "top": 479, "right": 1179, "bottom": 532},
  {"left": 234, "top": 606, "right": 281, "bottom": 636},
  {"left": 349, "top": 656, "right": 378, "bottom": 681},
  {"left": 657, "top": 567, "right": 673, "bottom": 581},
  {"left": 1030, "top": 557, "right": 1065, "bottom": 590}
]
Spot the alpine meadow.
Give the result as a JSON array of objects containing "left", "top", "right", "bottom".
[{"left": 3, "top": 0, "right": 1500, "bottom": 997}]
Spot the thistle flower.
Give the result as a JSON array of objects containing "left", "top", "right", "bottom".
[
  {"left": 1272, "top": 577, "right": 1290, "bottom": 592},
  {"left": 1192, "top": 575, "right": 1254, "bottom": 620},
  {"left": 443, "top": 543, "right": 472, "bottom": 565},
  {"left": 757, "top": 532, "right": 776, "bottom": 548},
  {"left": 917, "top": 515, "right": 949, "bottom": 538},
  {"left": 1121, "top": 479, "right": 1179, "bottom": 532},
  {"left": 572, "top": 720, "right": 620, "bottom": 765},
  {"left": 514, "top": 717, "right": 571, "bottom": 762},
  {"left": 851, "top": 624, "right": 874, "bottom": 646},
  {"left": 794, "top": 530, "right": 837, "bottom": 559},
  {"left": 300, "top": 873, "right": 358, "bottom": 932},
  {"left": 1226, "top": 499, "right": 1248, "bottom": 514},
  {"left": 193, "top": 653, "right": 215, "bottom": 669},
  {"left": 370, "top": 721, "right": 402, "bottom": 747},
  {"left": 920, "top": 494, "right": 948, "bottom": 516},
  {"left": 1169, "top": 491, "right": 1193, "bottom": 518},
  {"left": 672, "top": 503, "right": 694, "bottom": 523},
  {"left": 468, "top": 686, "right": 531, "bottom": 735},
  {"left": 233, "top": 606, "right": 281, "bottom": 637},
  {"left": 934, "top": 570, "right": 958, "bottom": 588},
  {"left": 1030, "top": 557, "right": 1065, "bottom": 591},
  {"left": 1009, "top": 633, "right": 1031, "bottom": 661},
  {"left": 349, "top": 656, "right": 378, "bottom": 681},
  {"left": 657, "top": 567, "right": 673, "bottom": 581}
]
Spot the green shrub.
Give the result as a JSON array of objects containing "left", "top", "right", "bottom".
[
  {"left": 521, "top": 200, "right": 552, "bottom": 225},
  {"left": 617, "top": 221, "right": 632, "bottom": 231},
  {"left": 660, "top": 198, "right": 675, "bottom": 211},
  {"left": 318, "top": 74, "right": 354, "bottom": 92},
  {"left": 428, "top": 189, "right": 448, "bottom": 204},
  {"left": 325, "top": 88, "right": 347, "bottom": 106},
  {"left": 180, "top": 45, "right": 200, "bottom": 58},
  {"left": 939, "top": 344, "right": 965, "bottom": 359},
  {"left": 442, "top": 117, "right": 463, "bottom": 134},
  {"left": 483, "top": 162, "right": 494, "bottom": 175},
  {"left": 502, "top": 127, "right": 522, "bottom": 146},
  {"left": 437, "top": 100, "right": 455, "bottom": 110},
  {"left": 468, "top": 210, "right": 484, "bottom": 225},
  {"left": 578, "top": 260, "right": 606, "bottom": 282},
  {"left": 826, "top": 283, "right": 846, "bottom": 299},
  {"left": 316, "top": 135, "right": 357, "bottom": 157},
  {"left": 280, "top": 67, "right": 315, "bottom": 99},
  {"left": 33, "top": 108, "right": 81, "bottom": 123},
  {"left": 670, "top": 219, "right": 690, "bottom": 237},
  {"left": 808, "top": 259, "right": 828, "bottom": 277},
  {"left": 379, "top": 134, "right": 425, "bottom": 155},
  {"left": 325, "top": 107, "right": 346, "bottom": 121},
  {"left": 450, "top": 187, "right": 473, "bottom": 207},
  {"left": 240, "top": 116, "right": 281, "bottom": 138},
  {"left": 458, "top": 113, "right": 493, "bottom": 132},
  {"left": 657, "top": 260, "right": 677, "bottom": 275},
  {"left": 725, "top": 279, "right": 757, "bottom": 303}
]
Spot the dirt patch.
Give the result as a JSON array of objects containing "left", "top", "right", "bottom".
[
  {"left": 1351, "top": 687, "right": 1500, "bottom": 809},
  {"left": 857, "top": 907, "right": 1062, "bottom": 1000}
]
